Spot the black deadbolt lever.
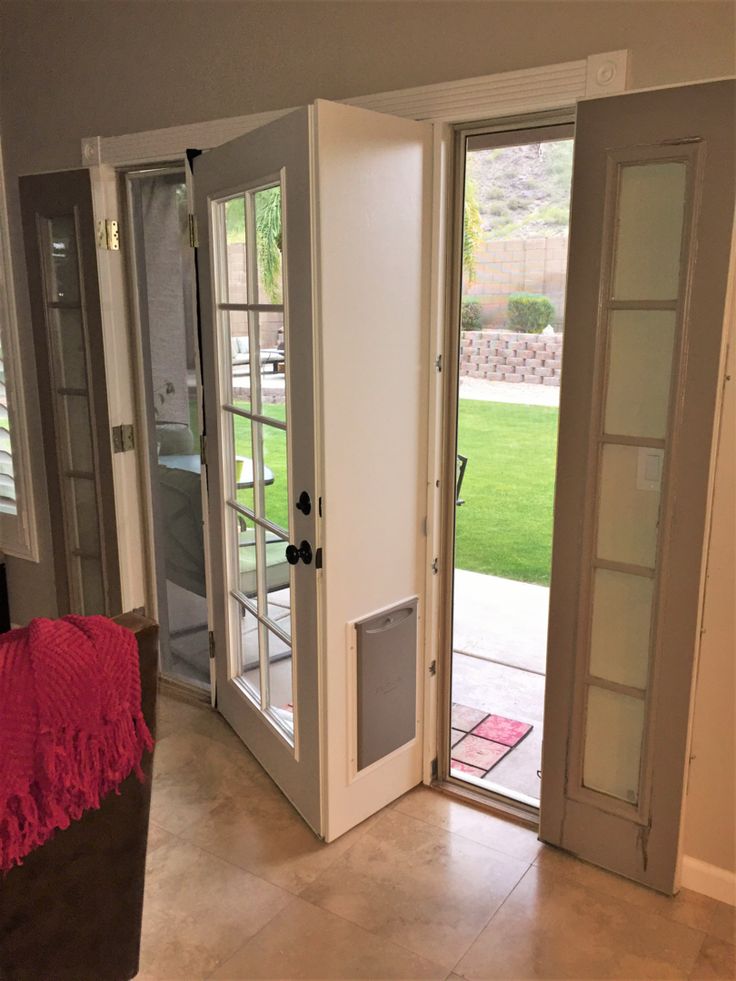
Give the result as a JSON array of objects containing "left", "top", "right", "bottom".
[
  {"left": 285, "top": 540, "right": 313, "bottom": 566},
  {"left": 296, "top": 490, "right": 312, "bottom": 515}
]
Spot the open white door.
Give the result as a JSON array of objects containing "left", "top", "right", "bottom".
[
  {"left": 194, "top": 102, "right": 430, "bottom": 839},
  {"left": 195, "top": 107, "right": 322, "bottom": 832},
  {"left": 541, "top": 80, "right": 735, "bottom": 892}
]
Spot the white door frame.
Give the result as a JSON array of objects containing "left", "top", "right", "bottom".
[{"left": 81, "top": 47, "right": 630, "bottom": 764}]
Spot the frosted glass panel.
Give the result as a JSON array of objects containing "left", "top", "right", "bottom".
[
  {"left": 584, "top": 686, "right": 644, "bottom": 803},
  {"left": 69, "top": 476, "right": 100, "bottom": 556},
  {"left": 605, "top": 311, "right": 676, "bottom": 439},
  {"left": 62, "top": 394, "right": 94, "bottom": 473},
  {"left": 79, "top": 556, "right": 105, "bottom": 615},
  {"left": 51, "top": 309, "right": 87, "bottom": 390},
  {"left": 612, "top": 162, "right": 686, "bottom": 301},
  {"left": 590, "top": 569, "right": 654, "bottom": 690},
  {"left": 597, "top": 444, "right": 661, "bottom": 567}
]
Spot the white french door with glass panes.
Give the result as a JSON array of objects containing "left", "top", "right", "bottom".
[
  {"left": 541, "top": 80, "right": 735, "bottom": 893},
  {"left": 195, "top": 101, "right": 430, "bottom": 838}
]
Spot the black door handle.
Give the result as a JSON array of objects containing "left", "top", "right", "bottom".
[
  {"left": 285, "top": 540, "right": 313, "bottom": 566},
  {"left": 296, "top": 490, "right": 312, "bottom": 515}
]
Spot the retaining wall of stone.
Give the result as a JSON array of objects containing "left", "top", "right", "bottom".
[{"left": 460, "top": 329, "right": 563, "bottom": 386}]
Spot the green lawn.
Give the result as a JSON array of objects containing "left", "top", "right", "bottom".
[
  {"left": 455, "top": 400, "right": 558, "bottom": 585},
  {"left": 230, "top": 398, "right": 558, "bottom": 586}
]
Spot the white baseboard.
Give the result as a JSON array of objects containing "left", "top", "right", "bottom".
[{"left": 681, "top": 855, "right": 736, "bottom": 905}]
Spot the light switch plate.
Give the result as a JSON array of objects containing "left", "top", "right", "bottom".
[{"left": 637, "top": 447, "right": 664, "bottom": 492}]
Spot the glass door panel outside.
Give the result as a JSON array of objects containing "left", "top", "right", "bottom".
[
  {"left": 213, "top": 178, "right": 294, "bottom": 743},
  {"left": 38, "top": 211, "right": 106, "bottom": 614},
  {"left": 126, "top": 168, "right": 208, "bottom": 689},
  {"left": 575, "top": 151, "right": 692, "bottom": 810}
]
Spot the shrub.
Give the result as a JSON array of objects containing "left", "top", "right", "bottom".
[
  {"left": 507, "top": 292, "right": 555, "bottom": 333},
  {"left": 461, "top": 299, "right": 483, "bottom": 331}
]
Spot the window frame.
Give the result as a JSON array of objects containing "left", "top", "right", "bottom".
[{"left": 0, "top": 133, "right": 39, "bottom": 561}]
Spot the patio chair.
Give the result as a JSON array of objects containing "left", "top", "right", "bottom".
[
  {"left": 456, "top": 453, "right": 468, "bottom": 506},
  {"left": 156, "top": 465, "right": 290, "bottom": 670},
  {"left": 231, "top": 335, "right": 286, "bottom": 375}
]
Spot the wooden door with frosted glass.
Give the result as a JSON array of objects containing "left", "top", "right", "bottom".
[{"left": 540, "top": 80, "right": 735, "bottom": 893}]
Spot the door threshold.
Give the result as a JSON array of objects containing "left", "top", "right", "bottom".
[
  {"left": 159, "top": 673, "right": 211, "bottom": 706},
  {"left": 432, "top": 777, "right": 540, "bottom": 830}
]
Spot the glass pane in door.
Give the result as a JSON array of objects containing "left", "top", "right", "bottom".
[
  {"left": 39, "top": 210, "right": 108, "bottom": 615},
  {"left": 612, "top": 162, "right": 687, "bottom": 301},
  {"left": 580, "top": 150, "right": 691, "bottom": 814},
  {"left": 583, "top": 686, "right": 645, "bottom": 803},
  {"left": 604, "top": 311, "right": 676, "bottom": 439},
  {"left": 214, "top": 179, "right": 295, "bottom": 743},
  {"left": 128, "top": 169, "right": 207, "bottom": 687}
]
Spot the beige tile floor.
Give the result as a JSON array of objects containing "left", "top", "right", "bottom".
[{"left": 140, "top": 693, "right": 735, "bottom": 980}]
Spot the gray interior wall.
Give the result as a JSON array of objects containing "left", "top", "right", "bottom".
[{"left": 1, "top": 0, "right": 733, "bottom": 875}]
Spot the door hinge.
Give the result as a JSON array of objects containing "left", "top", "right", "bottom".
[
  {"left": 431, "top": 757, "right": 438, "bottom": 780},
  {"left": 200, "top": 433, "right": 207, "bottom": 466},
  {"left": 431, "top": 557, "right": 439, "bottom": 574},
  {"left": 188, "top": 214, "right": 198, "bottom": 248},
  {"left": 434, "top": 353, "right": 442, "bottom": 372},
  {"left": 315, "top": 547, "right": 323, "bottom": 569},
  {"left": 96, "top": 218, "right": 120, "bottom": 251},
  {"left": 429, "top": 659, "right": 437, "bottom": 676},
  {"left": 111, "top": 423, "right": 134, "bottom": 453},
  {"left": 208, "top": 630, "right": 215, "bottom": 659}
]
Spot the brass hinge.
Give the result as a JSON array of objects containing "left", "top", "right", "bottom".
[
  {"left": 188, "top": 214, "right": 198, "bottom": 248},
  {"left": 430, "top": 757, "right": 438, "bottom": 780},
  {"left": 111, "top": 423, "right": 134, "bottom": 453},
  {"left": 200, "top": 433, "right": 207, "bottom": 466},
  {"left": 429, "top": 659, "right": 437, "bottom": 676},
  {"left": 434, "top": 354, "right": 442, "bottom": 372},
  {"left": 208, "top": 631, "right": 215, "bottom": 659},
  {"left": 96, "top": 218, "right": 119, "bottom": 251},
  {"left": 431, "top": 557, "right": 439, "bottom": 575}
]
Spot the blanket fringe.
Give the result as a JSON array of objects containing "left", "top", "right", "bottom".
[{"left": 0, "top": 710, "right": 153, "bottom": 873}]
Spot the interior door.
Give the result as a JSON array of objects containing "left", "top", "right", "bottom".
[
  {"left": 541, "top": 81, "right": 735, "bottom": 892},
  {"left": 20, "top": 170, "right": 121, "bottom": 616},
  {"left": 194, "top": 108, "right": 322, "bottom": 832}
]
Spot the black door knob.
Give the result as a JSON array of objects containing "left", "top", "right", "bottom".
[
  {"left": 296, "top": 491, "right": 312, "bottom": 515},
  {"left": 285, "top": 540, "right": 313, "bottom": 565}
]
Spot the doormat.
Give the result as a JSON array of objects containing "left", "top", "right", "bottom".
[{"left": 450, "top": 702, "right": 532, "bottom": 778}]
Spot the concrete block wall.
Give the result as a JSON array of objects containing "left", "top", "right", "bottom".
[
  {"left": 227, "top": 243, "right": 284, "bottom": 347},
  {"left": 460, "top": 329, "right": 563, "bottom": 385},
  {"left": 465, "top": 236, "right": 568, "bottom": 328}
]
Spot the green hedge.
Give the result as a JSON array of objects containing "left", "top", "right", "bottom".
[
  {"left": 507, "top": 292, "right": 555, "bottom": 333},
  {"left": 461, "top": 299, "right": 483, "bottom": 331}
]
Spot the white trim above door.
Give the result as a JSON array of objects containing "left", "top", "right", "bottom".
[{"left": 80, "top": 51, "right": 628, "bottom": 167}]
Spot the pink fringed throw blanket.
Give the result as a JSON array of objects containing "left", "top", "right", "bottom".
[{"left": 0, "top": 615, "right": 154, "bottom": 872}]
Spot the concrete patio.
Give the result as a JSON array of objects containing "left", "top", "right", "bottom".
[{"left": 451, "top": 569, "right": 548, "bottom": 803}]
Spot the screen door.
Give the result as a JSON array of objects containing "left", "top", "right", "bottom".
[
  {"left": 193, "top": 108, "right": 321, "bottom": 833},
  {"left": 541, "top": 80, "right": 735, "bottom": 892}
]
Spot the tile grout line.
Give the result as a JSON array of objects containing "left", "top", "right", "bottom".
[
  {"left": 447, "top": 855, "right": 536, "bottom": 976},
  {"left": 392, "top": 798, "right": 541, "bottom": 867}
]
